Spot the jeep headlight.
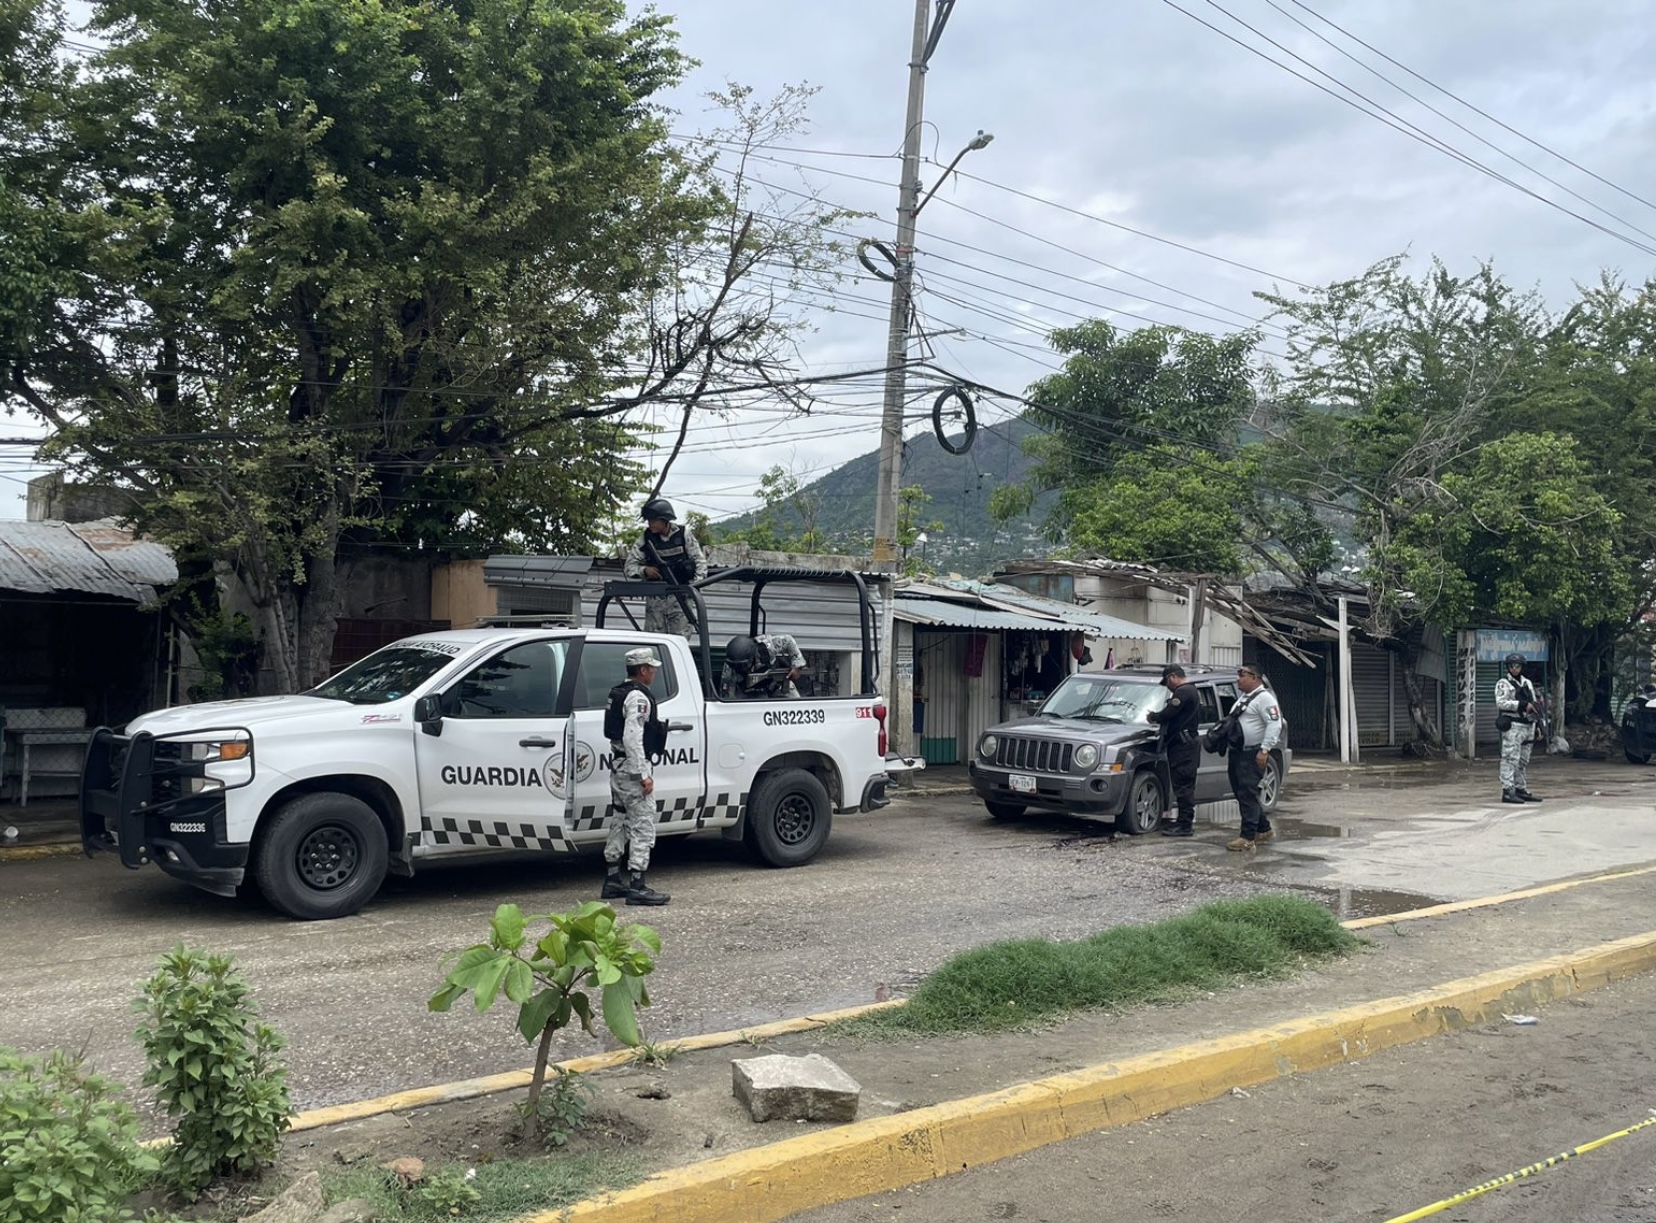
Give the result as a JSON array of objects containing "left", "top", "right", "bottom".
[
  {"left": 980, "top": 734, "right": 999, "bottom": 758},
  {"left": 1073, "top": 743, "right": 1099, "bottom": 770}
]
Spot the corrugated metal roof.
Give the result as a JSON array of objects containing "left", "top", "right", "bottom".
[
  {"left": 896, "top": 578, "right": 1184, "bottom": 643},
  {"left": 482, "top": 555, "right": 595, "bottom": 586},
  {"left": 0, "top": 519, "right": 177, "bottom": 605}
]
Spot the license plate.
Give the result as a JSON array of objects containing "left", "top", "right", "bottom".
[{"left": 1009, "top": 772, "right": 1037, "bottom": 794}]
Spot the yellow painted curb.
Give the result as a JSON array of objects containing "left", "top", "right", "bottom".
[{"left": 518, "top": 929, "right": 1656, "bottom": 1223}]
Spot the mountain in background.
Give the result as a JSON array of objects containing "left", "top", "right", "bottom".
[{"left": 714, "top": 416, "right": 1058, "bottom": 577}]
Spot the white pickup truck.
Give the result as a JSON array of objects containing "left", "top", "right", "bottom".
[{"left": 81, "top": 569, "right": 913, "bottom": 919}]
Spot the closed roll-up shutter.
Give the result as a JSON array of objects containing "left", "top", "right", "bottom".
[{"left": 1351, "top": 644, "right": 1393, "bottom": 746}]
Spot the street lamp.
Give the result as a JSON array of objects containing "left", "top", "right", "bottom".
[
  {"left": 915, "top": 531, "right": 929, "bottom": 565},
  {"left": 915, "top": 131, "right": 994, "bottom": 218}
]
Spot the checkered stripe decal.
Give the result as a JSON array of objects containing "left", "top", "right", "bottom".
[
  {"left": 424, "top": 817, "right": 576, "bottom": 854},
  {"left": 569, "top": 791, "right": 749, "bottom": 833}
]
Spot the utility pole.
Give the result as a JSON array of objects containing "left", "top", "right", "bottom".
[{"left": 872, "top": 0, "right": 946, "bottom": 567}]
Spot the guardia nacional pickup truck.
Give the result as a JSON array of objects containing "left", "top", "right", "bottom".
[{"left": 81, "top": 568, "right": 914, "bottom": 919}]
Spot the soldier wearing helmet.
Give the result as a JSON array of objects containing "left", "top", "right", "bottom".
[
  {"left": 1494, "top": 651, "right": 1543, "bottom": 804},
  {"left": 719, "top": 634, "right": 807, "bottom": 700},
  {"left": 624, "top": 496, "right": 707, "bottom": 638}
]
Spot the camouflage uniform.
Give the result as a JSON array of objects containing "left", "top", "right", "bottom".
[{"left": 606, "top": 677, "right": 658, "bottom": 872}]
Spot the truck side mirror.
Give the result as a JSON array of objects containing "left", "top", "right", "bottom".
[{"left": 414, "top": 694, "right": 444, "bottom": 736}]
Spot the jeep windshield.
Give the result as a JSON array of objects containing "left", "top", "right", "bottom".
[
  {"left": 1039, "top": 675, "right": 1168, "bottom": 724},
  {"left": 307, "top": 643, "right": 463, "bottom": 705}
]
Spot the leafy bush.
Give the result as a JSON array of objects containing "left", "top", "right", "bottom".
[
  {"left": 520, "top": 1068, "right": 595, "bottom": 1150},
  {"left": 415, "top": 1168, "right": 482, "bottom": 1216},
  {"left": 133, "top": 947, "right": 292, "bottom": 1199},
  {"left": 430, "top": 903, "right": 659, "bottom": 1138},
  {"left": 0, "top": 1045, "right": 157, "bottom": 1223}
]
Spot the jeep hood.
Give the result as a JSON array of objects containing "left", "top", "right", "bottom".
[{"left": 994, "top": 714, "right": 1156, "bottom": 743}]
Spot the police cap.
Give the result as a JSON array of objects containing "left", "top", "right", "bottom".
[{"left": 625, "top": 647, "right": 662, "bottom": 668}]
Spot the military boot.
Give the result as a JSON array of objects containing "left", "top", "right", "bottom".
[
  {"left": 626, "top": 871, "right": 670, "bottom": 906},
  {"left": 1501, "top": 789, "right": 1525, "bottom": 804},
  {"left": 600, "top": 861, "right": 629, "bottom": 900}
]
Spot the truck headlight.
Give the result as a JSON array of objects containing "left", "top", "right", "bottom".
[
  {"left": 980, "top": 734, "right": 999, "bottom": 758},
  {"left": 1074, "top": 743, "right": 1099, "bottom": 770},
  {"left": 185, "top": 740, "right": 250, "bottom": 763}
]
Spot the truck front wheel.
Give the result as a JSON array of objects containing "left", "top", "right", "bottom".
[
  {"left": 254, "top": 793, "right": 388, "bottom": 920},
  {"left": 744, "top": 768, "right": 832, "bottom": 867}
]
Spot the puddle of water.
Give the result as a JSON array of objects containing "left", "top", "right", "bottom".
[
  {"left": 1268, "top": 819, "right": 1352, "bottom": 840},
  {"left": 1287, "top": 882, "right": 1442, "bottom": 921}
]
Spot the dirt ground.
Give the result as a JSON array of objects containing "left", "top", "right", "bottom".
[{"left": 205, "top": 864, "right": 1656, "bottom": 1219}]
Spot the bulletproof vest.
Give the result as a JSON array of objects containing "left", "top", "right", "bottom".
[
  {"left": 644, "top": 526, "right": 698, "bottom": 584},
  {"left": 604, "top": 680, "right": 666, "bottom": 756}
]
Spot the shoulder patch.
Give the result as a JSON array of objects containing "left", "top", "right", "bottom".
[{"left": 1268, "top": 705, "right": 1280, "bottom": 718}]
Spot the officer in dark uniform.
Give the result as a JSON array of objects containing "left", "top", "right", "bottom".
[{"left": 1147, "top": 664, "right": 1202, "bottom": 837}]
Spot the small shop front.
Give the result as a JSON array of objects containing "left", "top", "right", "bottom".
[{"left": 895, "top": 583, "right": 1184, "bottom": 765}]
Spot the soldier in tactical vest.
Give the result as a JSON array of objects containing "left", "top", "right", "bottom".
[
  {"left": 624, "top": 497, "right": 708, "bottom": 639},
  {"left": 720, "top": 633, "right": 807, "bottom": 699},
  {"left": 1494, "top": 652, "right": 1543, "bottom": 805},
  {"left": 600, "top": 647, "right": 671, "bottom": 905}
]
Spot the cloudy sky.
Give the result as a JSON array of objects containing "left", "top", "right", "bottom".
[{"left": 6, "top": 0, "right": 1656, "bottom": 529}]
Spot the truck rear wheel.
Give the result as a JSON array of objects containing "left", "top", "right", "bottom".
[
  {"left": 254, "top": 793, "right": 388, "bottom": 920},
  {"left": 744, "top": 768, "right": 832, "bottom": 867}
]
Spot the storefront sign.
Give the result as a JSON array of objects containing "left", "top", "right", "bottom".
[{"left": 1473, "top": 630, "right": 1549, "bottom": 663}]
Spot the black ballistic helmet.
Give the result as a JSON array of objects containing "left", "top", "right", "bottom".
[
  {"left": 724, "top": 635, "right": 758, "bottom": 672},
  {"left": 1505, "top": 652, "right": 1526, "bottom": 668},
  {"left": 641, "top": 497, "right": 676, "bottom": 522}
]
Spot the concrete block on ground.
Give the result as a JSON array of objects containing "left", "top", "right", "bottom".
[
  {"left": 732, "top": 1052, "right": 862, "bottom": 1123},
  {"left": 238, "top": 1171, "right": 324, "bottom": 1223}
]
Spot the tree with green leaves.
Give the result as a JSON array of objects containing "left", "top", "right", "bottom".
[
  {"left": 3, "top": 0, "right": 845, "bottom": 691},
  {"left": 1259, "top": 256, "right": 1546, "bottom": 743},
  {"left": 991, "top": 320, "right": 1268, "bottom": 575}
]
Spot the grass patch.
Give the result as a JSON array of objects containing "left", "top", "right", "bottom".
[
  {"left": 321, "top": 1152, "right": 643, "bottom": 1222},
  {"left": 841, "top": 895, "right": 1361, "bottom": 1036}
]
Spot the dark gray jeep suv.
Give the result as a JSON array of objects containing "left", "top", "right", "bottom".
[{"left": 967, "top": 665, "right": 1291, "bottom": 833}]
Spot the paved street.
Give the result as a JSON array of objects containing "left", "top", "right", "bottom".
[{"left": 1, "top": 752, "right": 1653, "bottom": 1118}]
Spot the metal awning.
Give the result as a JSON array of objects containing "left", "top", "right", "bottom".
[
  {"left": 894, "top": 592, "right": 1183, "bottom": 643},
  {"left": 0, "top": 519, "right": 176, "bottom": 606}
]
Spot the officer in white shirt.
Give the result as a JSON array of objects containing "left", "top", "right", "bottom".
[{"left": 1227, "top": 665, "right": 1285, "bottom": 851}]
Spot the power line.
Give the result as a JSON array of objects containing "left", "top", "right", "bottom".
[
  {"left": 1281, "top": 0, "right": 1656, "bottom": 216},
  {"left": 1155, "top": 0, "right": 1656, "bottom": 258},
  {"left": 1257, "top": 0, "right": 1656, "bottom": 240}
]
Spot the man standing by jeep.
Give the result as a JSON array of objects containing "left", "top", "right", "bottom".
[
  {"left": 1495, "top": 652, "right": 1543, "bottom": 805},
  {"left": 1226, "top": 665, "right": 1283, "bottom": 851},
  {"left": 1148, "top": 664, "right": 1202, "bottom": 837}
]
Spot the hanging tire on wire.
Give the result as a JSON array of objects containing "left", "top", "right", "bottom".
[
  {"left": 933, "top": 386, "right": 977, "bottom": 455},
  {"left": 857, "top": 238, "right": 900, "bottom": 282}
]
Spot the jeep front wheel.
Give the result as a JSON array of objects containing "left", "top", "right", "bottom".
[
  {"left": 984, "top": 800, "right": 1025, "bottom": 820},
  {"left": 1117, "top": 771, "right": 1165, "bottom": 836},
  {"left": 253, "top": 793, "right": 388, "bottom": 920},
  {"left": 744, "top": 768, "right": 832, "bottom": 867}
]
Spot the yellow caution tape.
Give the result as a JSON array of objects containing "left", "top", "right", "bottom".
[{"left": 1380, "top": 1112, "right": 1656, "bottom": 1223}]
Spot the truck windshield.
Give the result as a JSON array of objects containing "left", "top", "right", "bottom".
[
  {"left": 308, "top": 644, "right": 462, "bottom": 705},
  {"left": 1040, "top": 676, "right": 1167, "bottom": 724}
]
